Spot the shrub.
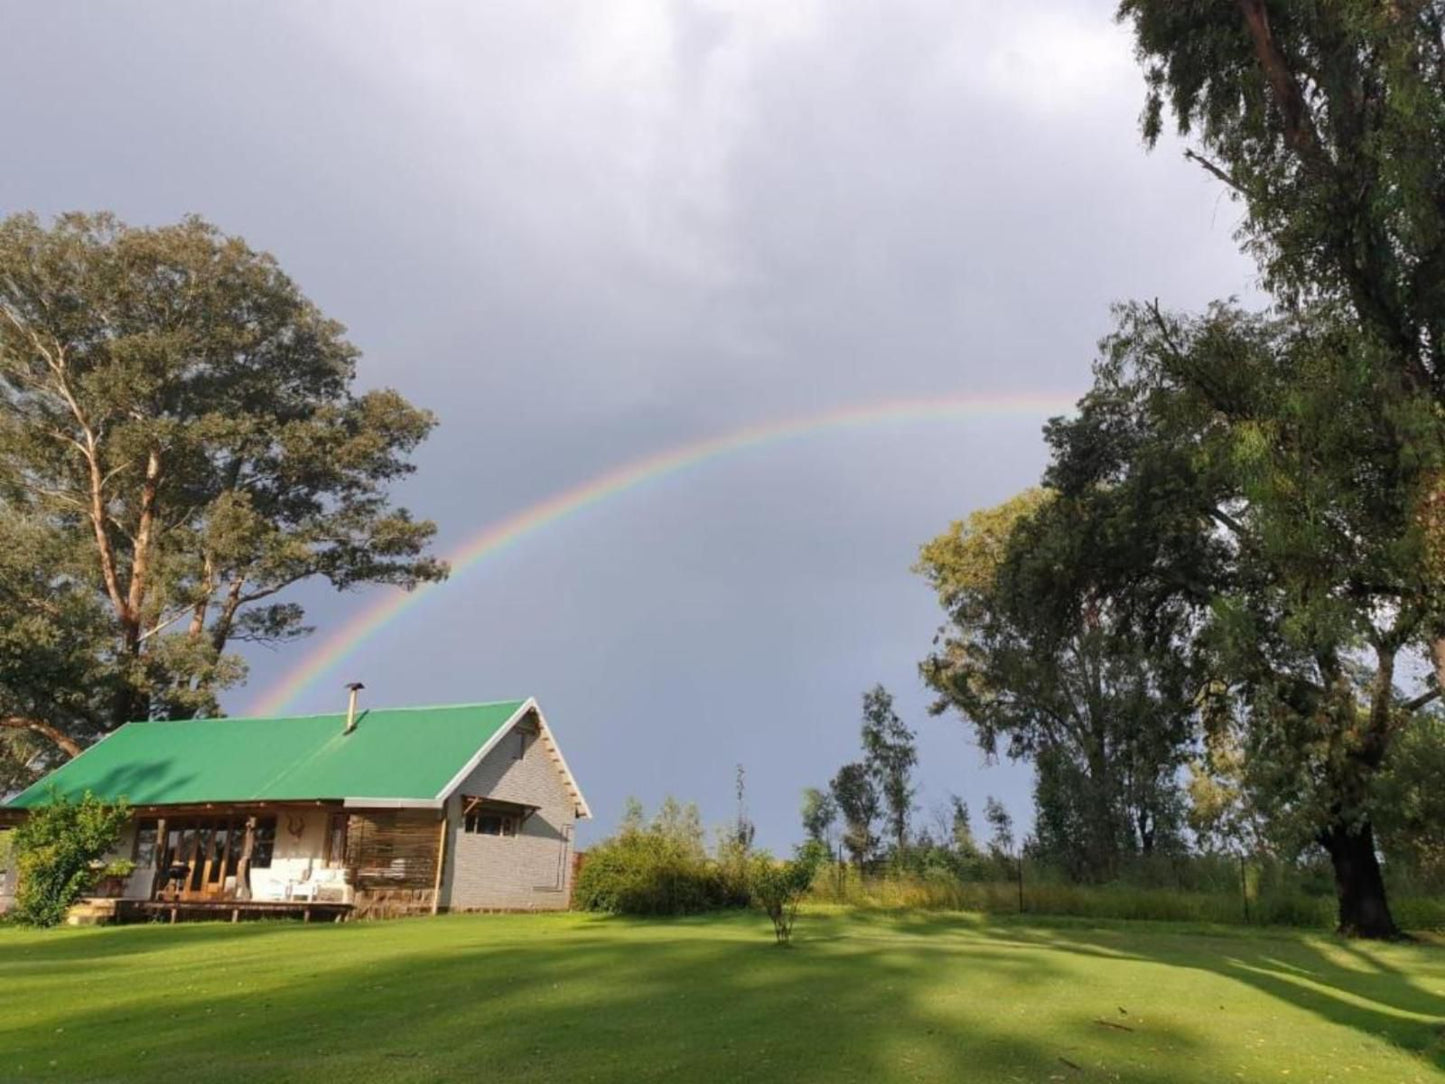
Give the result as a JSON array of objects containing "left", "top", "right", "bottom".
[
  {"left": 573, "top": 798, "right": 745, "bottom": 915},
  {"left": 749, "top": 842, "right": 826, "bottom": 945},
  {"left": 12, "top": 790, "right": 131, "bottom": 928}
]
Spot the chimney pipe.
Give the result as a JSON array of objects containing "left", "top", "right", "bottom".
[{"left": 344, "top": 682, "right": 365, "bottom": 734}]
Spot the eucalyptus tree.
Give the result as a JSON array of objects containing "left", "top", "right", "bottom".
[
  {"left": 1045, "top": 298, "right": 1445, "bottom": 937},
  {"left": 917, "top": 486, "right": 1202, "bottom": 881},
  {"left": 829, "top": 762, "right": 879, "bottom": 869},
  {"left": 0, "top": 212, "right": 446, "bottom": 760},
  {"left": 983, "top": 797, "right": 1014, "bottom": 861},
  {"left": 800, "top": 786, "right": 838, "bottom": 850},
  {"left": 859, "top": 684, "right": 917, "bottom": 853},
  {"left": 1119, "top": 0, "right": 1445, "bottom": 398}
]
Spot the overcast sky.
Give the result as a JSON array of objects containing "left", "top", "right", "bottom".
[{"left": 2, "top": 1, "right": 1255, "bottom": 848}]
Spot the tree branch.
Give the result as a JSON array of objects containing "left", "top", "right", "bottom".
[
  {"left": 123, "top": 447, "right": 163, "bottom": 643},
  {"left": 1183, "top": 149, "right": 1248, "bottom": 195},
  {"left": 1236, "top": 0, "right": 1322, "bottom": 159},
  {"left": 0, "top": 716, "right": 81, "bottom": 759},
  {"left": 1401, "top": 687, "right": 1441, "bottom": 713}
]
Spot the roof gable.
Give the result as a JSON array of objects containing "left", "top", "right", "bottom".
[{"left": 7, "top": 700, "right": 542, "bottom": 809}]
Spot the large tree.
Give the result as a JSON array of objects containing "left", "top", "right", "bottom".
[
  {"left": 917, "top": 487, "right": 1200, "bottom": 881},
  {"left": 1045, "top": 298, "right": 1445, "bottom": 937},
  {"left": 1119, "top": 0, "right": 1445, "bottom": 397},
  {"left": 0, "top": 212, "right": 446, "bottom": 768}
]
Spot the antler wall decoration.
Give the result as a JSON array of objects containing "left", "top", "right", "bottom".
[{"left": 286, "top": 814, "right": 306, "bottom": 841}]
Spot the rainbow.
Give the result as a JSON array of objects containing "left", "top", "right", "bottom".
[{"left": 249, "top": 392, "right": 1075, "bottom": 715}]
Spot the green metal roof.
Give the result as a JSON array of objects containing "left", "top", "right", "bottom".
[{"left": 6, "top": 700, "right": 530, "bottom": 809}]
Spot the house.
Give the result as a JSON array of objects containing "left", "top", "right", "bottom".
[{"left": 0, "top": 697, "right": 589, "bottom": 921}]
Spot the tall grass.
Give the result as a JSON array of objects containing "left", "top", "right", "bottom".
[{"left": 807, "top": 865, "right": 1445, "bottom": 931}]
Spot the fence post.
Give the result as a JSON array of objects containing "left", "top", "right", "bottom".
[{"left": 1017, "top": 853, "right": 1024, "bottom": 914}]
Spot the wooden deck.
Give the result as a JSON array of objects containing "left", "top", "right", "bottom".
[{"left": 116, "top": 899, "right": 353, "bottom": 924}]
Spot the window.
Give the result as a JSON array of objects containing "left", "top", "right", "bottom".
[
  {"left": 514, "top": 729, "right": 529, "bottom": 760},
  {"left": 463, "top": 812, "right": 516, "bottom": 837},
  {"left": 325, "top": 813, "right": 349, "bottom": 867},
  {"left": 250, "top": 817, "right": 277, "bottom": 869},
  {"left": 133, "top": 820, "right": 159, "bottom": 867}
]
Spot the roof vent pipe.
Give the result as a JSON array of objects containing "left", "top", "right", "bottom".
[{"left": 344, "top": 682, "right": 365, "bottom": 734}]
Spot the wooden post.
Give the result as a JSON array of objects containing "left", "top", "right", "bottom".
[
  {"left": 151, "top": 816, "right": 167, "bottom": 899},
  {"left": 236, "top": 816, "right": 256, "bottom": 902},
  {"left": 214, "top": 816, "right": 235, "bottom": 898},
  {"left": 431, "top": 813, "right": 448, "bottom": 915}
]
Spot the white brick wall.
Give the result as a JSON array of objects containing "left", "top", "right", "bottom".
[{"left": 441, "top": 714, "right": 578, "bottom": 911}]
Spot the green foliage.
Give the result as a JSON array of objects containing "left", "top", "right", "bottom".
[
  {"left": 748, "top": 841, "right": 826, "bottom": 945},
  {"left": 818, "top": 686, "right": 915, "bottom": 870},
  {"left": 572, "top": 797, "right": 748, "bottom": 916},
  {"left": 948, "top": 796, "right": 977, "bottom": 857},
  {"left": 828, "top": 762, "right": 878, "bottom": 868},
  {"left": 799, "top": 786, "right": 837, "bottom": 849},
  {"left": 1372, "top": 712, "right": 1445, "bottom": 887},
  {"left": 1042, "top": 299, "right": 1445, "bottom": 935},
  {"left": 1119, "top": 0, "right": 1445, "bottom": 393},
  {"left": 730, "top": 764, "right": 756, "bottom": 853},
  {"left": 982, "top": 796, "right": 1013, "bottom": 860},
  {"left": 0, "top": 212, "right": 446, "bottom": 745},
  {"left": 859, "top": 685, "right": 916, "bottom": 852},
  {"left": 11, "top": 791, "right": 131, "bottom": 927},
  {"left": 806, "top": 853, "right": 1445, "bottom": 933},
  {"left": 917, "top": 482, "right": 1197, "bottom": 881},
  {"left": 1105, "top": 2, "right": 1445, "bottom": 937}
]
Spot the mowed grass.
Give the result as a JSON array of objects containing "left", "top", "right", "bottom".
[{"left": 0, "top": 910, "right": 1442, "bottom": 1083}]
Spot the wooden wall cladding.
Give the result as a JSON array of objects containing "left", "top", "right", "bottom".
[{"left": 345, "top": 810, "right": 443, "bottom": 915}]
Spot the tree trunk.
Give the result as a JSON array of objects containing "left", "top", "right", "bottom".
[
  {"left": 1320, "top": 820, "right": 1399, "bottom": 939},
  {"left": 1137, "top": 810, "right": 1155, "bottom": 856},
  {"left": 1083, "top": 746, "right": 1119, "bottom": 881}
]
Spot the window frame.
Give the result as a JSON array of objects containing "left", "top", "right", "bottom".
[
  {"left": 132, "top": 819, "right": 160, "bottom": 867},
  {"left": 463, "top": 811, "right": 517, "bottom": 838},
  {"left": 250, "top": 816, "right": 278, "bottom": 869},
  {"left": 324, "top": 812, "right": 349, "bottom": 868}
]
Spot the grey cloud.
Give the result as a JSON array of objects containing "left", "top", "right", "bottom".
[{"left": 2, "top": 1, "right": 1252, "bottom": 847}]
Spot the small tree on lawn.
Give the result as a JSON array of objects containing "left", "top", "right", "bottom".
[
  {"left": 12, "top": 790, "right": 131, "bottom": 927},
  {"left": 749, "top": 842, "right": 826, "bottom": 945}
]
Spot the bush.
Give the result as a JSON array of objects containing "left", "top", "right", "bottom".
[
  {"left": 12, "top": 790, "right": 131, "bottom": 928},
  {"left": 749, "top": 842, "right": 826, "bottom": 945},
  {"left": 573, "top": 799, "right": 747, "bottom": 915},
  {"left": 573, "top": 837, "right": 735, "bottom": 915}
]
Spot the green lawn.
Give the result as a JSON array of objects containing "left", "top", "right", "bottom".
[{"left": 0, "top": 910, "right": 1441, "bottom": 1082}]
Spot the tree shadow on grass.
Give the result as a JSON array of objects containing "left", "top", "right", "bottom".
[
  {"left": 0, "top": 919, "right": 299, "bottom": 968},
  {"left": 0, "top": 912, "right": 1214, "bottom": 1084},
  {"left": 960, "top": 914, "right": 1445, "bottom": 1070}
]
